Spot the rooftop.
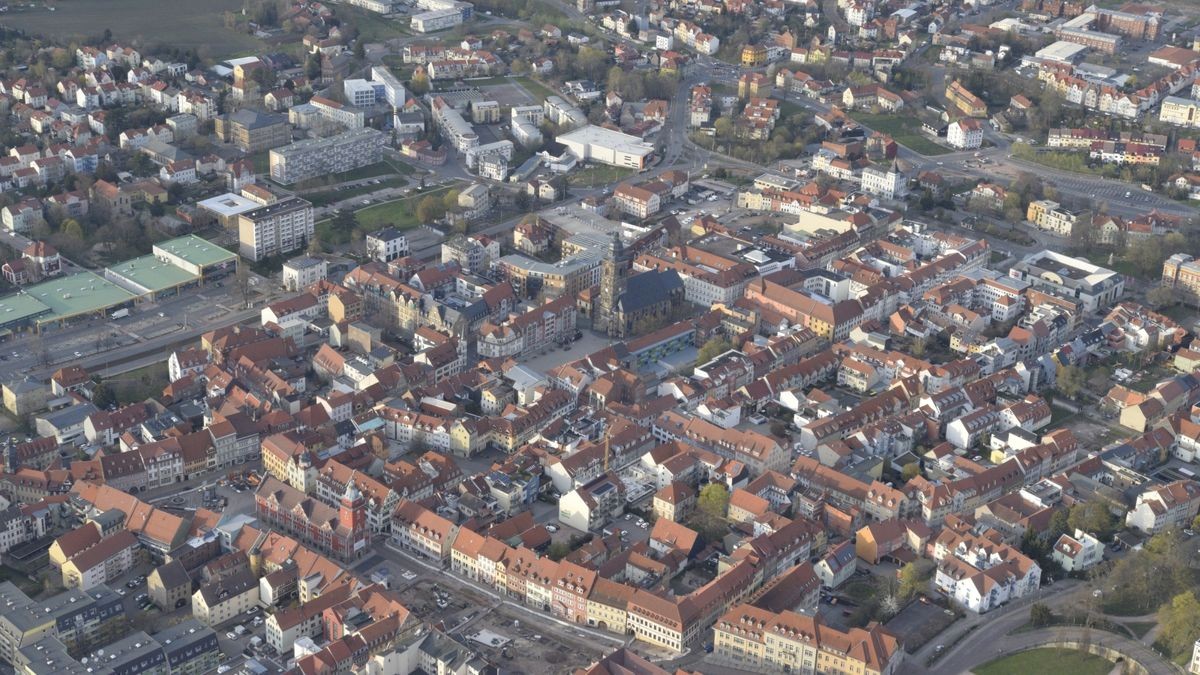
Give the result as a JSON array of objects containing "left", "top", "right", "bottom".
[
  {"left": 153, "top": 235, "right": 237, "bottom": 268},
  {"left": 106, "top": 255, "right": 198, "bottom": 294}
]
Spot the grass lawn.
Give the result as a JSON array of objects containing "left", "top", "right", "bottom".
[
  {"left": 316, "top": 186, "right": 454, "bottom": 244},
  {"left": 971, "top": 648, "right": 1114, "bottom": 675},
  {"left": 0, "top": 0, "right": 263, "bottom": 57},
  {"left": 1080, "top": 251, "right": 1145, "bottom": 280},
  {"left": 108, "top": 361, "right": 170, "bottom": 405},
  {"left": 250, "top": 151, "right": 272, "bottom": 175},
  {"left": 514, "top": 76, "right": 558, "bottom": 102},
  {"left": 305, "top": 176, "right": 408, "bottom": 207},
  {"left": 568, "top": 164, "right": 636, "bottom": 187},
  {"left": 1126, "top": 621, "right": 1156, "bottom": 639},
  {"left": 0, "top": 564, "right": 41, "bottom": 598},
  {"left": 336, "top": 4, "right": 407, "bottom": 42},
  {"left": 851, "top": 113, "right": 953, "bottom": 156},
  {"left": 843, "top": 580, "right": 877, "bottom": 604}
]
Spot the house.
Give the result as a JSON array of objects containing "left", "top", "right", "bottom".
[
  {"left": 148, "top": 559, "right": 193, "bottom": 610},
  {"left": 653, "top": 481, "right": 696, "bottom": 522},
  {"left": 1051, "top": 529, "right": 1103, "bottom": 572},
  {"left": 814, "top": 540, "right": 856, "bottom": 588},
  {"left": 946, "top": 119, "right": 982, "bottom": 150},
  {"left": 1125, "top": 480, "right": 1200, "bottom": 534}
]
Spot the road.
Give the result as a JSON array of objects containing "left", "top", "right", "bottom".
[{"left": 904, "top": 580, "right": 1177, "bottom": 675}]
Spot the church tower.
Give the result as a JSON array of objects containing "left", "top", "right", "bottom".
[{"left": 597, "top": 231, "right": 629, "bottom": 337}]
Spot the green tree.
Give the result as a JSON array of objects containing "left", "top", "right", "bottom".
[
  {"left": 92, "top": 382, "right": 116, "bottom": 409},
  {"left": 410, "top": 70, "right": 430, "bottom": 96},
  {"left": 901, "top": 462, "right": 921, "bottom": 481},
  {"left": 1056, "top": 365, "right": 1087, "bottom": 398},
  {"left": 354, "top": 40, "right": 366, "bottom": 60},
  {"left": 1145, "top": 285, "right": 1176, "bottom": 309},
  {"left": 897, "top": 559, "right": 933, "bottom": 600},
  {"left": 416, "top": 195, "right": 445, "bottom": 223},
  {"left": 696, "top": 336, "right": 733, "bottom": 364},
  {"left": 1067, "top": 500, "right": 1117, "bottom": 541},
  {"left": 60, "top": 219, "right": 84, "bottom": 241},
  {"left": 697, "top": 483, "right": 729, "bottom": 519},
  {"left": 442, "top": 189, "right": 461, "bottom": 211},
  {"left": 547, "top": 541, "right": 571, "bottom": 561},
  {"left": 1158, "top": 591, "right": 1200, "bottom": 656},
  {"left": 305, "top": 55, "right": 322, "bottom": 82},
  {"left": 1030, "top": 602, "right": 1054, "bottom": 627},
  {"left": 1047, "top": 508, "right": 1070, "bottom": 541}
]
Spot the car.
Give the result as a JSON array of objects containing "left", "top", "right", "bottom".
[
  {"left": 545, "top": 524, "right": 558, "bottom": 533},
  {"left": 1185, "top": 529, "right": 1195, "bottom": 537},
  {"left": 117, "top": 588, "right": 126, "bottom": 596},
  {"left": 625, "top": 514, "right": 633, "bottom": 520},
  {"left": 620, "top": 529, "right": 628, "bottom": 537},
  {"left": 74, "top": 351, "right": 81, "bottom": 358},
  {"left": 227, "top": 632, "right": 237, "bottom": 640}
]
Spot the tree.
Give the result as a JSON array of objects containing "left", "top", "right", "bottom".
[
  {"left": 92, "top": 382, "right": 116, "bottom": 409},
  {"left": 60, "top": 219, "right": 84, "bottom": 241},
  {"left": 697, "top": 483, "right": 729, "bottom": 519},
  {"left": 416, "top": 196, "right": 445, "bottom": 223},
  {"left": 354, "top": 40, "right": 366, "bottom": 60},
  {"left": 547, "top": 541, "right": 571, "bottom": 561},
  {"left": 305, "top": 55, "right": 322, "bottom": 82},
  {"left": 1047, "top": 508, "right": 1070, "bottom": 541},
  {"left": 689, "top": 483, "right": 730, "bottom": 543},
  {"left": 1145, "top": 285, "right": 1176, "bottom": 310},
  {"left": 1158, "top": 591, "right": 1200, "bottom": 657},
  {"left": 410, "top": 70, "right": 430, "bottom": 96},
  {"left": 1067, "top": 500, "right": 1117, "bottom": 541},
  {"left": 1056, "top": 365, "right": 1087, "bottom": 398},
  {"left": 1030, "top": 602, "right": 1054, "bottom": 627},
  {"left": 897, "top": 559, "right": 933, "bottom": 600},
  {"left": 696, "top": 336, "right": 733, "bottom": 364},
  {"left": 442, "top": 189, "right": 461, "bottom": 211},
  {"left": 901, "top": 462, "right": 921, "bottom": 481}
]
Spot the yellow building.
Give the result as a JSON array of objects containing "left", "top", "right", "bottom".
[
  {"left": 741, "top": 44, "right": 767, "bottom": 67},
  {"left": 712, "top": 604, "right": 902, "bottom": 674},
  {"left": 192, "top": 570, "right": 260, "bottom": 627},
  {"left": 1160, "top": 96, "right": 1200, "bottom": 128},
  {"left": 587, "top": 578, "right": 633, "bottom": 634}
]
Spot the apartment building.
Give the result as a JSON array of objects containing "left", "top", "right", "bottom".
[
  {"left": 945, "top": 80, "right": 987, "bottom": 117},
  {"left": 214, "top": 109, "right": 290, "bottom": 153},
  {"left": 1160, "top": 96, "right": 1200, "bottom": 128},
  {"left": 612, "top": 182, "right": 662, "bottom": 219},
  {"left": 1125, "top": 479, "right": 1200, "bottom": 534},
  {"left": 712, "top": 604, "right": 902, "bottom": 675},
  {"left": 1026, "top": 199, "right": 1088, "bottom": 236},
  {"left": 237, "top": 197, "right": 315, "bottom": 262},
  {"left": 947, "top": 118, "right": 983, "bottom": 150},
  {"left": 268, "top": 128, "right": 386, "bottom": 184},
  {"left": 432, "top": 96, "right": 479, "bottom": 153},
  {"left": 310, "top": 95, "right": 366, "bottom": 129},
  {"left": 1163, "top": 253, "right": 1200, "bottom": 305},
  {"left": 860, "top": 164, "right": 907, "bottom": 199}
]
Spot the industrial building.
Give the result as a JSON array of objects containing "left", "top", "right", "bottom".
[{"left": 557, "top": 125, "right": 654, "bottom": 170}]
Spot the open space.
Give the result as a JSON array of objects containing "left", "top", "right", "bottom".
[
  {"left": 0, "top": 0, "right": 265, "bottom": 57},
  {"left": 851, "top": 113, "right": 954, "bottom": 156},
  {"left": 971, "top": 648, "right": 1114, "bottom": 675},
  {"left": 567, "top": 164, "right": 637, "bottom": 187}
]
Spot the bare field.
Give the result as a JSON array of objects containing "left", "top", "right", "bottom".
[{"left": 1, "top": 0, "right": 264, "bottom": 57}]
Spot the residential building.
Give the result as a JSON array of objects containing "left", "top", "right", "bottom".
[
  {"left": 1125, "top": 480, "right": 1200, "bottom": 534},
  {"left": 237, "top": 197, "right": 315, "bottom": 262},
  {"left": 269, "top": 129, "right": 386, "bottom": 184}
]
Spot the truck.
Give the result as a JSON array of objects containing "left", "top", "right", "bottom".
[{"left": 110, "top": 308, "right": 130, "bottom": 320}]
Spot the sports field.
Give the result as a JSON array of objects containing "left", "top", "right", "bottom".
[{"left": 1, "top": 0, "right": 264, "bottom": 57}]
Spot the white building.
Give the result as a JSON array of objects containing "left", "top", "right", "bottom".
[
  {"left": 412, "top": 8, "right": 464, "bottom": 32},
  {"left": 947, "top": 118, "right": 983, "bottom": 150},
  {"left": 1009, "top": 251, "right": 1124, "bottom": 313},
  {"left": 237, "top": 197, "right": 315, "bottom": 262},
  {"left": 557, "top": 125, "right": 654, "bottom": 170},
  {"left": 1051, "top": 529, "right": 1103, "bottom": 572},
  {"left": 282, "top": 256, "right": 328, "bottom": 292},
  {"left": 343, "top": 79, "right": 384, "bottom": 107},
  {"left": 432, "top": 97, "right": 478, "bottom": 153},
  {"left": 1125, "top": 480, "right": 1200, "bottom": 534},
  {"left": 860, "top": 164, "right": 908, "bottom": 199},
  {"left": 366, "top": 227, "right": 410, "bottom": 262}
]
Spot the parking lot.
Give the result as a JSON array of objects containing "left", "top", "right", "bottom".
[{"left": 884, "top": 597, "right": 958, "bottom": 651}]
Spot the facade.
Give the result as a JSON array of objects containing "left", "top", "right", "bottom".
[
  {"left": 214, "top": 109, "right": 290, "bottom": 153},
  {"left": 1009, "top": 251, "right": 1123, "bottom": 313},
  {"left": 712, "top": 605, "right": 902, "bottom": 675},
  {"left": 366, "top": 227, "right": 410, "bottom": 262},
  {"left": 269, "top": 129, "right": 386, "bottom": 184},
  {"left": 860, "top": 164, "right": 907, "bottom": 199},
  {"left": 1162, "top": 254, "right": 1200, "bottom": 306},
  {"left": 946, "top": 119, "right": 983, "bottom": 150},
  {"left": 282, "top": 256, "right": 328, "bottom": 292},
  {"left": 558, "top": 125, "right": 654, "bottom": 170},
  {"left": 1051, "top": 529, "right": 1104, "bottom": 572},
  {"left": 237, "top": 197, "right": 315, "bottom": 262},
  {"left": 1125, "top": 480, "right": 1200, "bottom": 534},
  {"left": 191, "top": 568, "right": 259, "bottom": 627}
]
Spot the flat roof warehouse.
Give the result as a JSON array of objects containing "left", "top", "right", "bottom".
[{"left": 0, "top": 235, "right": 238, "bottom": 332}]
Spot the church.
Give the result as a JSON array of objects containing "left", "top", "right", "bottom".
[{"left": 594, "top": 233, "right": 685, "bottom": 338}]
